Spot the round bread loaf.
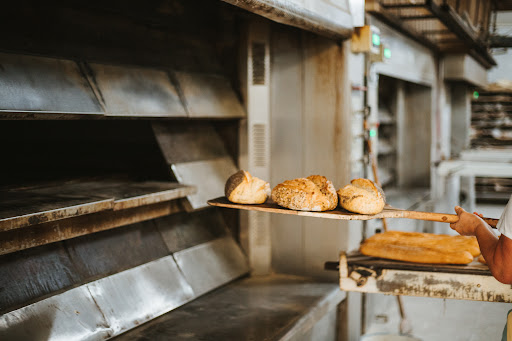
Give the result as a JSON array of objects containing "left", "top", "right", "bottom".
[
  {"left": 337, "top": 178, "right": 385, "bottom": 214},
  {"left": 225, "top": 170, "right": 270, "bottom": 204},
  {"left": 271, "top": 175, "right": 338, "bottom": 211}
]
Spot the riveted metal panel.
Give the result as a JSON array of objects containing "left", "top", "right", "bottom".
[
  {"left": 175, "top": 72, "right": 245, "bottom": 118},
  {"left": 87, "top": 63, "right": 186, "bottom": 117},
  {"left": 0, "top": 53, "right": 102, "bottom": 114},
  {"left": 88, "top": 256, "right": 194, "bottom": 335},
  {"left": 173, "top": 237, "right": 249, "bottom": 297}
]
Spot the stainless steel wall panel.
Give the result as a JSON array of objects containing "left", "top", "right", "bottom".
[
  {"left": 171, "top": 157, "right": 238, "bottom": 210},
  {"left": 0, "top": 286, "right": 111, "bottom": 341},
  {"left": 370, "top": 16, "right": 436, "bottom": 86},
  {"left": 88, "top": 256, "right": 194, "bottom": 335},
  {"left": 0, "top": 243, "right": 80, "bottom": 314},
  {"left": 221, "top": 0, "right": 353, "bottom": 40},
  {"left": 0, "top": 256, "right": 195, "bottom": 341},
  {"left": 87, "top": 63, "right": 187, "bottom": 117},
  {"left": 155, "top": 208, "right": 229, "bottom": 253},
  {"left": 152, "top": 122, "right": 231, "bottom": 164},
  {"left": 173, "top": 237, "right": 249, "bottom": 297},
  {"left": 0, "top": 53, "right": 102, "bottom": 114},
  {"left": 64, "top": 220, "right": 169, "bottom": 282},
  {"left": 175, "top": 72, "right": 245, "bottom": 118},
  {"left": 269, "top": 28, "right": 352, "bottom": 280}
]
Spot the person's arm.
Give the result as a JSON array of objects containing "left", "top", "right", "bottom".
[{"left": 450, "top": 206, "right": 512, "bottom": 284}]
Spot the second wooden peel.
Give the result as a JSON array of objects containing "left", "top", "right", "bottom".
[{"left": 207, "top": 197, "right": 499, "bottom": 228}]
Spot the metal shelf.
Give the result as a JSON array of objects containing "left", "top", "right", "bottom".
[{"left": 0, "top": 180, "right": 195, "bottom": 232}]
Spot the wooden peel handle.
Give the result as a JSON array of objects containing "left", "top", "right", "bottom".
[
  {"left": 482, "top": 217, "right": 499, "bottom": 228},
  {"left": 401, "top": 211, "right": 499, "bottom": 229}
]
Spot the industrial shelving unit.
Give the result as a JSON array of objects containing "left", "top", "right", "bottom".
[{"left": 471, "top": 89, "right": 512, "bottom": 200}]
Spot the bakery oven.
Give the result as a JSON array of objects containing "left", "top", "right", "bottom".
[{"left": 0, "top": 0, "right": 357, "bottom": 340}]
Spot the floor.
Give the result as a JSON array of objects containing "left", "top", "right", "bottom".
[{"left": 362, "top": 201, "right": 510, "bottom": 341}]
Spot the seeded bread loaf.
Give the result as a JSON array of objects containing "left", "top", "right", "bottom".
[
  {"left": 337, "top": 178, "right": 386, "bottom": 214},
  {"left": 225, "top": 170, "right": 270, "bottom": 204},
  {"left": 271, "top": 175, "right": 338, "bottom": 212}
]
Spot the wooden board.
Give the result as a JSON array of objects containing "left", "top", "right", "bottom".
[{"left": 208, "top": 197, "right": 499, "bottom": 227}]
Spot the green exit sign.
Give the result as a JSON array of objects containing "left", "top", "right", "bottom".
[
  {"left": 384, "top": 48, "right": 391, "bottom": 59},
  {"left": 372, "top": 33, "right": 381, "bottom": 47},
  {"left": 473, "top": 91, "right": 479, "bottom": 99}
]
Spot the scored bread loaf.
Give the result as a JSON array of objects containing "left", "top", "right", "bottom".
[
  {"left": 370, "top": 231, "right": 480, "bottom": 257},
  {"left": 337, "top": 178, "right": 386, "bottom": 214},
  {"left": 359, "top": 230, "right": 479, "bottom": 264},
  {"left": 225, "top": 170, "right": 270, "bottom": 204},
  {"left": 360, "top": 242, "right": 474, "bottom": 264},
  {"left": 271, "top": 175, "right": 338, "bottom": 211}
]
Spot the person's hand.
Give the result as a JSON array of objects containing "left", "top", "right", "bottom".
[{"left": 449, "top": 206, "right": 482, "bottom": 236}]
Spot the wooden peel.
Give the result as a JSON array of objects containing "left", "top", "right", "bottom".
[{"left": 207, "top": 197, "right": 499, "bottom": 228}]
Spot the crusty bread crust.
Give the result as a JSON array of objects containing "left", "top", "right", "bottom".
[
  {"left": 271, "top": 175, "right": 337, "bottom": 211},
  {"left": 363, "top": 231, "right": 480, "bottom": 257},
  {"left": 225, "top": 170, "right": 247, "bottom": 198},
  {"left": 225, "top": 170, "right": 270, "bottom": 204},
  {"left": 359, "top": 231, "right": 477, "bottom": 264},
  {"left": 337, "top": 178, "right": 385, "bottom": 214},
  {"left": 360, "top": 242, "right": 473, "bottom": 264}
]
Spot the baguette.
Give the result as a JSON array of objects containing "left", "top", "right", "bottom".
[
  {"left": 360, "top": 242, "right": 474, "bottom": 264},
  {"left": 367, "top": 231, "right": 480, "bottom": 257}
]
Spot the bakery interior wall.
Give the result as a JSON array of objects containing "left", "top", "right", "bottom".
[
  {"left": 262, "top": 19, "right": 362, "bottom": 341},
  {"left": 268, "top": 24, "right": 352, "bottom": 279}
]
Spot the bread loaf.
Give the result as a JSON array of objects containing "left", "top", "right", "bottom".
[
  {"left": 360, "top": 242, "right": 474, "bottom": 264},
  {"left": 337, "top": 178, "right": 386, "bottom": 214},
  {"left": 271, "top": 175, "right": 337, "bottom": 211},
  {"left": 359, "top": 231, "right": 479, "bottom": 264},
  {"left": 225, "top": 170, "right": 270, "bottom": 204},
  {"left": 370, "top": 231, "right": 480, "bottom": 257}
]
